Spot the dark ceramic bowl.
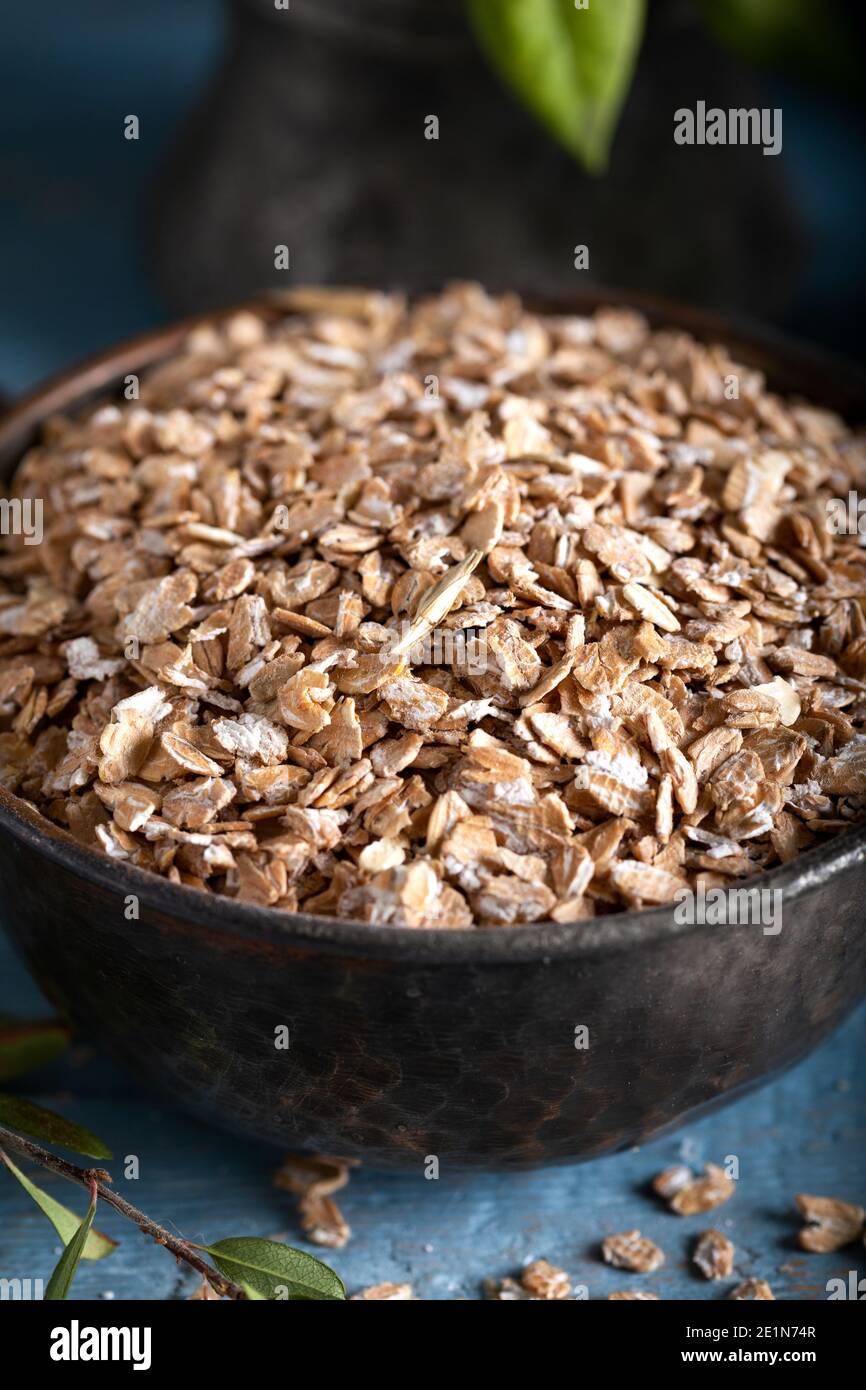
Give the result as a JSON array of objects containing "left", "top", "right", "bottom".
[{"left": 1, "top": 291, "right": 865, "bottom": 1170}]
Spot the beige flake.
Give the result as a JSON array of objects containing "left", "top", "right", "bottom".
[
  {"left": 795, "top": 1193, "right": 865, "bottom": 1252},
  {"left": 750, "top": 676, "right": 801, "bottom": 727},
  {"left": 728, "top": 1278, "right": 774, "bottom": 1301},
  {"left": 379, "top": 675, "right": 450, "bottom": 731},
  {"left": 693, "top": 1229, "right": 735, "bottom": 1280},
  {"left": 520, "top": 1259, "right": 571, "bottom": 1300},
  {"left": 160, "top": 731, "right": 223, "bottom": 775},
  {"left": 274, "top": 1152, "right": 357, "bottom": 1250},
  {"left": 601, "top": 1230, "right": 665, "bottom": 1273},
  {"left": 622, "top": 582, "right": 680, "bottom": 632},
  {"left": 664, "top": 1163, "right": 735, "bottom": 1215}
]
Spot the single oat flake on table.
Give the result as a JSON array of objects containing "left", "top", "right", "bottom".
[
  {"left": 485, "top": 1257, "right": 572, "bottom": 1300},
  {"left": 1, "top": 283, "right": 866, "bottom": 927},
  {"left": 601, "top": 1229, "right": 665, "bottom": 1273}
]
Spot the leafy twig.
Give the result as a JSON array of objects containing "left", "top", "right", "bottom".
[
  {"left": 44, "top": 1179, "right": 97, "bottom": 1300},
  {"left": 0, "top": 1125, "right": 245, "bottom": 1299}
]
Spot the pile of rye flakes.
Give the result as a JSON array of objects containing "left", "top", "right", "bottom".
[{"left": 1, "top": 284, "right": 865, "bottom": 927}]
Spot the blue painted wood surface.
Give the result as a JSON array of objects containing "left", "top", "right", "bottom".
[{"left": 0, "top": 0, "right": 865, "bottom": 1303}]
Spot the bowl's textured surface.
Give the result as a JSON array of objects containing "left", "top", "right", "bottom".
[
  {"left": 1, "top": 292, "right": 865, "bottom": 1168},
  {"left": 2, "top": 789, "right": 866, "bottom": 1169}
]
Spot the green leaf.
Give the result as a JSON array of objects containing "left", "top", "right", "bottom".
[
  {"left": 1, "top": 1152, "right": 116, "bottom": 1260},
  {"left": 44, "top": 1187, "right": 97, "bottom": 1300},
  {"left": 467, "top": 0, "right": 646, "bottom": 173},
  {"left": 0, "top": 1018, "right": 70, "bottom": 1082},
  {"left": 698, "top": 0, "right": 859, "bottom": 92},
  {"left": 0, "top": 1094, "right": 112, "bottom": 1159},
  {"left": 204, "top": 1238, "right": 346, "bottom": 1301}
]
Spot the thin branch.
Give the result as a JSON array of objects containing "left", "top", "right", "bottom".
[{"left": 0, "top": 1125, "right": 245, "bottom": 1300}]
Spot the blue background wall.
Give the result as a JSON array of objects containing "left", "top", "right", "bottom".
[{"left": 1, "top": 1, "right": 865, "bottom": 395}]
